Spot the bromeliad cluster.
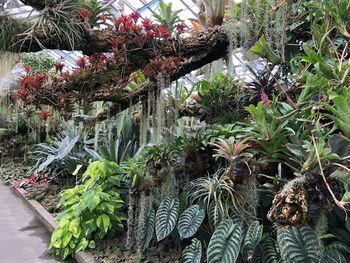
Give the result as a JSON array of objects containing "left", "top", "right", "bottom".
[
  {"left": 13, "top": 74, "right": 47, "bottom": 104},
  {"left": 113, "top": 12, "right": 186, "bottom": 39},
  {"left": 12, "top": 12, "right": 187, "bottom": 112}
]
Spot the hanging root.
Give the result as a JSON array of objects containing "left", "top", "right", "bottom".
[{"left": 267, "top": 177, "right": 309, "bottom": 228}]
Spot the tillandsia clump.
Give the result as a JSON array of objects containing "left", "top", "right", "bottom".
[{"left": 3, "top": 0, "right": 350, "bottom": 262}]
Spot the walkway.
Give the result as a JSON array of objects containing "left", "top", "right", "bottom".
[{"left": 0, "top": 180, "right": 66, "bottom": 263}]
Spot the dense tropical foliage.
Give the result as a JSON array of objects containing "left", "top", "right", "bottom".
[{"left": 1, "top": 0, "right": 350, "bottom": 262}]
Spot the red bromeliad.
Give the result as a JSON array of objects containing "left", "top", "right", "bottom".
[
  {"left": 20, "top": 74, "right": 47, "bottom": 91},
  {"left": 13, "top": 74, "right": 47, "bottom": 103},
  {"left": 143, "top": 56, "right": 181, "bottom": 77},
  {"left": 130, "top": 12, "right": 141, "bottom": 23},
  {"left": 13, "top": 88, "right": 29, "bottom": 102},
  {"left": 23, "top": 64, "right": 32, "bottom": 74},
  {"left": 142, "top": 17, "right": 155, "bottom": 31},
  {"left": 145, "top": 29, "right": 157, "bottom": 38},
  {"left": 38, "top": 110, "right": 51, "bottom": 120},
  {"left": 99, "top": 13, "right": 109, "bottom": 23},
  {"left": 175, "top": 23, "right": 187, "bottom": 34},
  {"left": 155, "top": 25, "right": 171, "bottom": 38},
  {"left": 114, "top": 15, "right": 134, "bottom": 32},
  {"left": 76, "top": 56, "right": 89, "bottom": 68},
  {"left": 54, "top": 62, "right": 64, "bottom": 74}
]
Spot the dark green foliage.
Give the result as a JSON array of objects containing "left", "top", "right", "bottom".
[
  {"left": 245, "top": 100, "right": 295, "bottom": 160},
  {"left": 261, "top": 236, "right": 281, "bottom": 263},
  {"left": 207, "top": 219, "right": 242, "bottom": 263},
  {"left": 196, "top": 73, "right": 247, "bottom": 124},
  {"left": 0, "top": 15, "right": 29, "bottom": 51},
  {"left": 155, "top": 196, "right": 179, "bottom": 241},
  {"left": 32, "top": 123, "right": 92, "bottom": 177},
  {"left": 178, "top": 191, "right": 188, "bottom": 215},
  {"left": 242, "top": 220, "right": 263, "bottom": 260},
  {"left": 137, "top": 208, "right": 155, "bottom": 252},
  {"left": 181, "top": 238, "right": 202, "bottom": 263},
  {"left": 177, "top": 205, "right": 205, "bottom": 239},
  {"left": 319, "top": 250, "right": 347, "bottom": 263},
  {"left": 277, "top": 226, "right": 319, "bottom": 263},
  {"left": 7, "top": 1, "right": 350, "bottom": 262}
]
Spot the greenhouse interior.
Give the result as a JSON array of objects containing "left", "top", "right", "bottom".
[{"left": 1, "top": 0, "right": 350, "bottom": 262}]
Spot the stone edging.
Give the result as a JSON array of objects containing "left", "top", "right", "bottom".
[{"left": 11, "top": 186, "right": 96, "bottom": 263}]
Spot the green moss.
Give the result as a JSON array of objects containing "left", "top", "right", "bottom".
[{"left": 0, "top": 15, "right": 29, "bottom": 51}]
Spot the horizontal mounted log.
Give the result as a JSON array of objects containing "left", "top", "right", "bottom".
[{"left": 19, "top": 26, "right": 231, "bottom": 122}]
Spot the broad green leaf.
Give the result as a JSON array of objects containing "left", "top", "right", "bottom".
[
  {"left": 108, "top": 176, "right": 121, "bottom": 187},
  {"left": 88, "top": 240, "right": 96, "bottom": 249},
  {"left": 178, "top": 205, "right": 205, "bottom": 239},
  {"left": 61, "top": 247, "right": 70, "bottom": 260},
  {"left": 75, "top": 238, "right": 89, "bottom": 252},
  {"left": 261, "top": 236, "right": 280, "bottom": 263},
  {"left": 61, "top": 232, "right": 72, "bottom": 248},
  {"left": 302, "top": 43, "right": 323, "bottom": 64},
  {"left": 96, "top": 214, "right": 110, "bottom": 234},
  {"left": 207, "top": 219, "right": 242, "bottom": 263},
  {"left": 87, "top": 194, "right": 100, "bottom": 211},
  {"left": 50, "top": 229, "right": 64, "bottom": 249},
  {"left": 277, "top": 226, "right": 319, "bottom": 263},
  {"left": 243, "top": 221, "right": 263, "bottom": 260},
  {"left": 139, "top": 209, "right": 155, "bottom": 252},
  {"left": 155, "top": 196, "right": 179, "bottom": 241},
  {"left": 57, "top": 135, "right": 80, "bottom": 160},
  {"left": 38, "top": 154, "right": 57, "bottom": 172},
  {"left": 341, "top": 192, "right": 350, "bottom": 202},
  {"left": 250, "top": 35, "right": 281, "bottom": 64},
  {"left": 181, "top": 238, "right": 202, "bottom": 263},
  {"left": 320, "top": 250, "right": 347, "bottom": 263}
]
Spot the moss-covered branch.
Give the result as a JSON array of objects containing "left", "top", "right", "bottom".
[{"left": 17, "top": 27, "right": 230, "bottom": 121}]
